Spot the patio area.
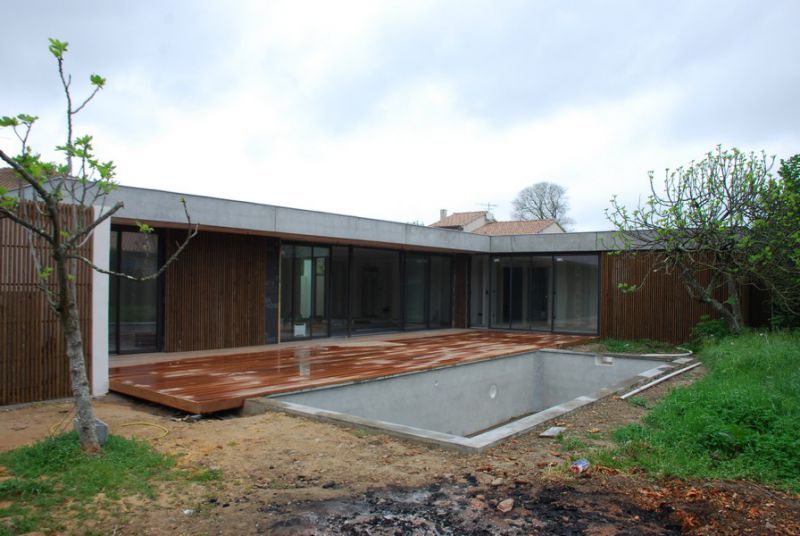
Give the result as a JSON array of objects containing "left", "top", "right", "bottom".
[{"left": 109, "top": 330, "right": 592, "bottom": 413}]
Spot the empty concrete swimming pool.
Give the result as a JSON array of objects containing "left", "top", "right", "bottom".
[{"left": 245, "top": 348, "right": 694, "bottom": 452}]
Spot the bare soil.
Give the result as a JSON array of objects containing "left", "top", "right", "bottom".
[{"left": 1, "top": 365, "right": 798, "bottom": 535}]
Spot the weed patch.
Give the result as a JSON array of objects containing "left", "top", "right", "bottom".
[
  {"left": 601, "top": 338, "right": 682, "bottom": 354},
  {"left": 602, "top": 331, "right": 800, "bottom": 491},
  {"left": 0, "top": 432, "right": 175, "bottom": 534}
]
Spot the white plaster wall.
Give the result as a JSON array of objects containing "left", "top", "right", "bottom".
[{"left": 91, "top": 207, "right": 110, "bottom": 396}]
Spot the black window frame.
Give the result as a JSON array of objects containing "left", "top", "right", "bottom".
[
  {"left": 486, "top": 252, "right": 600, "bottom": 336},
  {"left": 108, "top": 225, "right": 165, "bottom": 355}
]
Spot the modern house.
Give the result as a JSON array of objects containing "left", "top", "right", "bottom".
[{"left": 0, "top": 178, "right": 761, "bottom": 407}]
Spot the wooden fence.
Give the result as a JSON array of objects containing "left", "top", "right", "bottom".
[
  {"left": 599, "top": 251, "right": 754, "bottom": 344},
  {"left": 1, "top": 202, "right": 93, "bottom": 405}
]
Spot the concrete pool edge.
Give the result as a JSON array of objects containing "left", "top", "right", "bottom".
[{"left": 241, "top": 350, "right": 695, "bottom": 452}]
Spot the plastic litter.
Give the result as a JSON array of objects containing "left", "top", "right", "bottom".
[{"left": 570, "top": 458, "right": 590, "bottom": 474}]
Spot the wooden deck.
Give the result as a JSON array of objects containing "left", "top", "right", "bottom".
[{"left": 109, "top": 330, "right": 591, "bottom": 413}]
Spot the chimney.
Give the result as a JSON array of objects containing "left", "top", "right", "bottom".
[{"left": 439, "top": 209, "right": 447, "bottom": 220}]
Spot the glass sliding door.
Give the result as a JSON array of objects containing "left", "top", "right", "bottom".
[
  {"left": 311, "top": 247, "right": 329, "bottom": 338},
  {"left": 293, "top": 246, "right": 313, "bottom": 338},
  {"left": 280, "top": 245, "right": 295, "bottom": 341},
  {"left": 404, "top": 253, "right": 428, "bottom": 330},
  {"left": 350, "top": 247, "right": 401, "bottom": 334},
  {"left": 108, "top": 228, "right": 161, "bottom": 354},
  {"left": 509, "top": 257, "right": 529, "bottom": 330},
  {"left": 490, "top": 256, "right": 513, "bottom": 328},
  {"left": 490, "top": 253, "right": 597, "bottom": 334},
  {"left": 429, "top": 255, "right": 452, "bottom": 328},
  {"left": 280, "top": 245, "right": 455, "bottom": 338},
  {"left": 329, "top": 246, "right": 349, "bottom": 336},
  {"left": 527, "top": 256, "right": 552, "bottom": 331},
  {"left": 553, "top": 254, "right": 599, "bottom": 333},
  {"left": 281, "top": 244, "right": 330, "bottom": 340},
  {"left": 469, "top": 255, "right": 489, "bottom": 327}
]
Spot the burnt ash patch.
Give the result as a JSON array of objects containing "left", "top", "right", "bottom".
[{"left": 264, "top": 482, "right": 681, "bottom": 535}]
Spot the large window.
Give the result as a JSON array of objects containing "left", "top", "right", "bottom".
[
  {"left": 108, "top": 228, "right": 162, "bottom": 354},
  {"left": 350, "top": 247, "right": 401, "bottom": 334},
  {"left": 553, "top": 255, "right": 599, "bottom": 333},
  {"left": 488, "top": 254, "right": 598, "bottom": 334},
  {"left": 280, "top": 243, "right": 453, "bottom": 340},
  {"left": 403, "top": 253, "right": 452, "bottom": 330},
  {"left": 281, "top": 245, "right": 330, "bottom": 341},
  {"left": 429, "top": 255, "right": 452, "bottom": 328},
  {"left": 329, "top": 246, "right": 349, "bottom": 336},
  {"left": 404, "top": 253, "right": 428, "bottom": 330}
]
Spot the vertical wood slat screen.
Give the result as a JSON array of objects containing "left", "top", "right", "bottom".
[
  {"left": 164, "top": 230, "right": 268, "bottom": 352},
  {"left": 1, "top": 201, "right": 93, "bottom": 405},
  {"left": 600, "top": 251, "right": 726, "bottom": 344}
]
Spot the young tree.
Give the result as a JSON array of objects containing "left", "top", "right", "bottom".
[
  {"left": 511, "top": 181, "right": 574, "bottom": 229},
  {"left": 0, "top": 39, "right": 195, "bottom": 452},
  {"left": 605, "top": 146, "right": 775, "bottom": 332}
]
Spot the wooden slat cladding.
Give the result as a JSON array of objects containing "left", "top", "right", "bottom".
[
  {"left": 600, "top": 251, "right": 726, "bottom": 344},
  {"left": 452, "top": 254, "right": 469, "bottom": 328},
  {"left": 164, "top": 230, "right": 268, "bottom": 352},
  {"left": 1, "top": 202, "right": 93, "bottom": 405}
]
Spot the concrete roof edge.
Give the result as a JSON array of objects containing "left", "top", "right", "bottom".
[{"left": 109, "top": 185, "right": 492, "bottom": 252}]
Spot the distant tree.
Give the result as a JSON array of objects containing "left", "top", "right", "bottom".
[
  {"left": 512, "top": 181, "right": 573, "bottom": 229},
  {"left": 0, "top": 39, "right": 196, "bottom": 452},
  {"left": 605, "top": 146, "right": 787, "bottom": 333}
]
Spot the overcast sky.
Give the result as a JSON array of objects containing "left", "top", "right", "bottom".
[{"left": 2, "top": 1, "right": 798, "bottom": 231}]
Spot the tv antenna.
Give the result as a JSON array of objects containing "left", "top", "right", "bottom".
[{"left": 476, "top": 202, "right": 497, "bottom": 213}]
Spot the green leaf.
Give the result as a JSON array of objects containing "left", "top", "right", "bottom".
[
  {"left": 39, "top": 266, "right": 54, "bottom": 280},
  {"left": 137, "top": 222, "right": 154, "bottom": 234},
  {"left": 16, "top": 113, "right": 38, "bottom": 125},
  {"left": 0, "top": 116, "right": 20, "bottom": 127},
  {"left": 48, "top": 38, "right": 68, "bottom": 59},
  {"left": 90, "top": 74, "right": 106, "bottom": 88}
]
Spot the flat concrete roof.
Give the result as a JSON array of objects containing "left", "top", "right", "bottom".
[{"left": 107, "top": 185, "right": 618, "bottom": 254}]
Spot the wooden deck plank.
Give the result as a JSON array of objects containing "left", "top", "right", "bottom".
[{"left": 109, "top": 330, "right": 592, "bottom": 413}]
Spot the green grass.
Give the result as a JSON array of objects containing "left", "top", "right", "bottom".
[
  {"left": 0, "top": 432, "right": 175, "bottom": 535},
  {"left": 598, "top": 331, "right": 800, "bottom": 491},
  {"left": 601, "top": 338, "right": 683, "bottom": 354},
  {"left": 556, "top": 434, "right": 590, "bottom": 452}
]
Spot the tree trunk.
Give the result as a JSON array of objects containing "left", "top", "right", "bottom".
[
  {"left": 725, "top": 274, "right": 744, "bottom": 333},
  {"left": 61, "top": 278, "right": 101, "bottom": 453},
  {"left": 680, "top": 264, "right": 743, "bottom": 333}
]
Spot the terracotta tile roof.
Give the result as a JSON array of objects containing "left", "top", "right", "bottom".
[
  {"left": 0, "top": 168, "right": 23, "bottom": 191},
  {"left": 430, "top": 211, "right": 487, "bottom": 228},
  {"left": 473, "top": 219, "right": 560, "bottom": 236}
]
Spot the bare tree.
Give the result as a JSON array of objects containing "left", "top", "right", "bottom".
[
  {"left": 0, "top": 39, "right": 196, "bottom": 452},
  {"left": 511, "top": 182, "right": 574, "bottom": 229}
]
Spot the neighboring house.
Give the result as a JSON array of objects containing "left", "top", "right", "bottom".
[
  {"left": 473, "top": 219, "right": 563, "bottom": 235},
  {"left": 430, "top": 210, "right": 563, "bottom": 235},
  {"left": 0, "top": 167, "right": 22, "bottom": 191},
  {"left": 0, "top": 172, "right": 765, "bottom": 406},
  {"left": 429, "top": 210, "right": 491, "bottom": 232}
]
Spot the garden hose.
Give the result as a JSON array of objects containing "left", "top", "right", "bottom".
[{"left": 119, "top": 421, "right": 171, "bottom": 439}]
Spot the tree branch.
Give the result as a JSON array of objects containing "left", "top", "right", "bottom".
[
  {"left": 67, "top": 201, "right": 123, "bottom": 248},
  {"left": 0, "top": 206, "right": 54, "bottom": 244}
]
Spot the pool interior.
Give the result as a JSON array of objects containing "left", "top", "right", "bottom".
[{"left": 243, "top": 349, "right": 694, "bottom": 452}]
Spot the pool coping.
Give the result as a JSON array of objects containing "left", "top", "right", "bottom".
[{"left": 242, "top": 349, "right": 696, "bottom": 452}]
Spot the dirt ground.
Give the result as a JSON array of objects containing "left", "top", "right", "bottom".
[{"left": 1, "top": 366, "right": 798, "bottom": 535}]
